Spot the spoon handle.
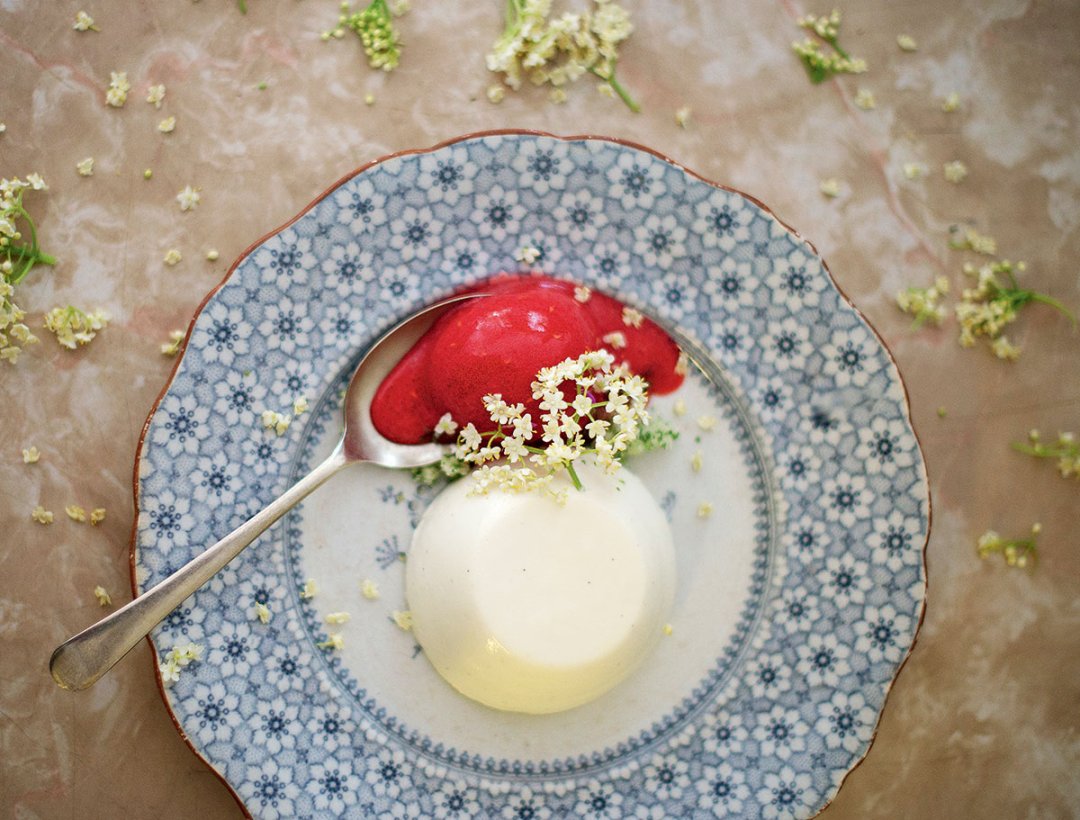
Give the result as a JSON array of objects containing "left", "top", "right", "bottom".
[{"left": 50, "top": 442, "right": 351, "bottom": 691}]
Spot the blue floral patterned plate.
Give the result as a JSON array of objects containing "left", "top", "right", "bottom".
[{"left": 135, "top": 132, "right": 928, "bottom": 819}]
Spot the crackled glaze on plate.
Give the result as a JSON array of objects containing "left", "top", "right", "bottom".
[{"left": 135, "top": 133, "right": 928, "bottom": 819}]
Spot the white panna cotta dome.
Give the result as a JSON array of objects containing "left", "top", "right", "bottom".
[{"left": 406, "top": 461, "right": 676, "bottom": 714}]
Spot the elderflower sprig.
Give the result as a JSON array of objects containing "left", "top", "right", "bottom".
[
  {"left": 976, "top": 524, "right": 1040, "bottom": 569},
  {"left": 43, "top": 305, "right": 109, "bottom": 349},
  {"left": 1, "top": 175, "right": 56, "bottom": 286},
  {"left": 896, "top": 276, "right": 950, "bottom": 328},
  {"left": 955, "top": 260, "right": 1075, "bottom": 359},
  {"left": 486, "top": 0, "right": 640, "bottom": 112},
  {"left": 1013, "top": 429, "right": 1080, "bottom": 481},
  {"left": 792, "top": 9, "right": 867, "bottom": 84},
  {"left": 330, "top": 0, "right": 404, "bottom": 71},
  {"left": 452, "top": 349, "right": 650, "bottom": 500}
]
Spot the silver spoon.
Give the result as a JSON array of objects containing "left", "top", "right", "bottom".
[{"left": 50, "top": 294, "right": 476, "bottom": 691}]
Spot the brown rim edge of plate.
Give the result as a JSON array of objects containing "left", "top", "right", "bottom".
[{"left": 126, "top": 128, "right": 932, "bottom": 820}]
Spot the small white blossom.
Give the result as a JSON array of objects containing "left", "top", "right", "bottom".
[
  {"left": 146, "top": 84, "right": 166, "bottom": 108},
  {"left": 602, "top": 330, "right": 627, "bottom": 349},
  {"left": 691, "top": 450, "right": 703, "bottom": 472},
  {"left": 486, "top": 84, "right": 506, "bottom": 103},
  {"left": 73, "top": 11, "right": 97, "bottom": 31},
  {"left": 160, "top": 329, "right": 184, "bottom": 356},
  {"left": 300, "top": 578, "right": 318, "bottom": 599},
  {"left": 854, "top": 88, "right": 876, "bottom": 110},
  {"left": 31, "top": 505, "right": 53, "bottom": 524},
  {"left": 697, "top": 415, "right": 718, "bottom": 431},
  {"left": 43, "top": 306, "right": 109, "bottom": 349},
  {"left": 93, "top": 585, "right": 112, "bottom": 606},
  {"left": 22, "top": 446, "right": 40, "bottom": 463},
  {"left": 66, "top": 504, "right": 87, "bottom": 522},
  {"left": 254, "top": 601, "right": 272, "bottom": 624},
  {"left": 941, "top": 92, "right": 961, "bottom": 112},
  {"left": 76, "top": 157, "right": 95, "bottom": 177},
  {"left": 105, "top": 71, "right": 130, "bottom": 107},
  {"left": 943, "top": 160, "right": 968, "bottom": 183},
  {"left": 392, "top": 610, "right": 413, "bottom": 631},
  {"left": 902, "top": 162, "right": 927, "bottom": 180},
  {"left": 697, "top": 501, "right": 715, "bottom": 518},
  {"left": 896, "top": 34, "right": 918, "bottom": 52},
  {"left": 674, "top": 106, "right": 691, "bottom": 127},
  {"left": 819, "top": 178, "right": 841, "bottom": 198},
  {"left": 163, "top": 248, "right": 182, "bottom": 266},
  {"left": 317, "top": 633, "right": 344, "bottom": 650},
  {"left": 261, "top": 410, "right": 291, "bottom": 435},
  {"left": 573, "top": 285, "right": 591, "bottom": 303},
  {"left": 292, "top": 396, "right": 309, "bottom": 416},
  {"left": 360, "top": 579, "right": 380, "bottom": 600},
  {"left": 515, "top": 245, "right": 541, "bottom": 265},
  {"left": 176, "top": 185, "right": 200, "bottom": 211},
  {"left": 89, "top": 507, "right": 106, "bottom": 525},
  {"left": 433, "top": 412, "right": 458, "bottom": 437},
  {"left": 621, "top": 306, "right": 643, "bottom": 328},
  {"left": 325, "top": 611, "right": 351, "bottom": 625},
  {"left": 158, "top": 116, "right": 176, "bottom": 134}
]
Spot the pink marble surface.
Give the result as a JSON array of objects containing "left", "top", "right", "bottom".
[{"left": 2, "top": 1, "right": 1079, "bottom": 817}]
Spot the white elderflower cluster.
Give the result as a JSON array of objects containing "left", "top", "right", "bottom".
[
  {"left": 105, "top": 71, "right": 130, "bottom": 108},
  {"left": 896, "top": 276, "right": 950, "bottom": 327},
  {"left": 159, "top": 642, "right": 203, "bottom": 684},
  {"left": 977, "top": 524, "right": 1039, "bottom": 569},
  {"left": 43, "top": 306, "right": 109, "bottom": 349},
  {"left": 2, "top": 174, "right": 55, "bottom": 362},
  {"left": 792, "top": 9, "right": 867, "bottom": 83},
  {"left": 486, "top": 0, "right": 639, "bottom": 111},
  {"left": 452, "top": 349, "right": 649, "bottom": 501},
  {"left": 955, "top": 260, "right": 1074, "bottom": 359},
  {"left": 1015, "top": 430, "right": 1080, "bottom": 481}
]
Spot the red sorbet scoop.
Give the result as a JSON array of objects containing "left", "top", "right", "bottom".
[{"left": 370, "top": 274, "right": 684, "bottom": 444}]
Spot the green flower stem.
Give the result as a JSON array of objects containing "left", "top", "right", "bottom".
[
  {"left": 565, "top": 461, "right": 583, "bottom": 491},
  {"left": 589, "top": 65, "right": 640, "bottom": 113}
]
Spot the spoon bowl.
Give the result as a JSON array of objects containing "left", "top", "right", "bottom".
[{"left": 49, "top": 294, "right": 477, "bottom": 691}]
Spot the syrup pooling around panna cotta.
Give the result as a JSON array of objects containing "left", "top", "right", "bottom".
[
  {"left": 373, "top": 274, "right": 686, "bottom": 714},
  {"left": 407, "top": 460, "right": 675, "bottom": 715}
]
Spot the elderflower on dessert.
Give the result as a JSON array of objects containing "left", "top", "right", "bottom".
[
  {"left": 1013, "top": 429, "right": 1080, "bottom": 481},
  {"left": 954, "top": 260, "right": 1074, "bottom": 358},
  {"left": 896, "top": 276, "right": 950, "bottom": 327},
  {"left": 486, "top": 0, "right": 640, "bottom": 112},
  {"left": 43, "top": 306, "right": 109, "bottom": 348},
  {"left": 621, "top": 306, "right": 643, "bottom": 328},
  {"left": 451, "top": 350, "right": 649, "bottom": 497},
  {"left": 792, "top": 9, "right": 867, "bottom": 83},
  {"left": 105, "top": 71, "right": 130, "bottom": 107},
  {"left": 76, "top": 157, "right": 95, "bottom": 177},
  {"left": 176, "top": 185, "right": 200, "bottom": 211},
  {"left": 94, "top": 585, "right": 112, "bottom": 606},
  {"left": 977, "top": 524, "right": 1040, "bottom": 568}
]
